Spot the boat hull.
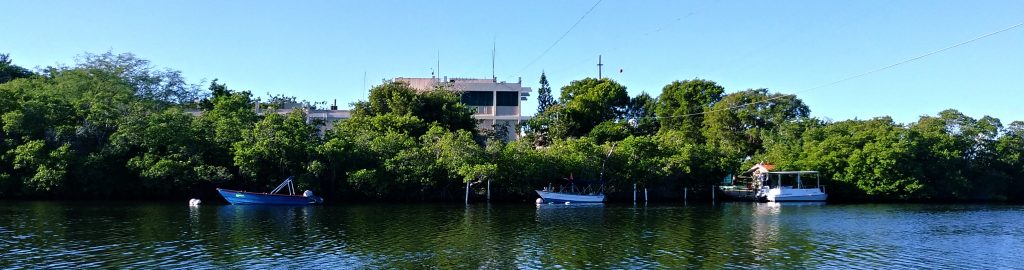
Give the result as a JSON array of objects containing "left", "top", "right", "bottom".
[
  {"left": 536, "top": 190, "right": 605, "bottom": 204},
  {"left": 765, "top": 188, "right": 827, "bottom": 202},
  {"left": 217, "top": 188, "right": 322, "bottom": 205},
  {"left": 719, "top": 186, "right": 762, "bottom": 201}
]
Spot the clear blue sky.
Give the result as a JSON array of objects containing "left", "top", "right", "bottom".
[{"left": 3, "top": 0, "right": 1022, "bottom": 124}]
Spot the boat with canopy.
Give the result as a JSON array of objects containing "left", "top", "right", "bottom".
[{"left": 720, "top": 163, "right": 827, "bottom": 202}]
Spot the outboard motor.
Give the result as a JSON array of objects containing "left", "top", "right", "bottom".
[{"left": 303, "top": 190, "right": 314, "bottom": 197}]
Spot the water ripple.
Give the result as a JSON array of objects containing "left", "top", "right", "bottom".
[{"left": 1, "top": 202, "right": 1022, "bottom": 269}]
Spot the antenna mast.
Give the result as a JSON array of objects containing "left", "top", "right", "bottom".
[
  {"left": 492, "top": 38, "right": 496, "bottom": 81},
  {"left": 597, "top": 55, "right": 604, "bottom": 79}
]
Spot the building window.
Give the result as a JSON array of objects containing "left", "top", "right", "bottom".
[
  {"left": 461, "top": 91, "right": 493, "bottom": 106},
  {"left": 496, "top": 91, "right": 519, "bottom": 106}
]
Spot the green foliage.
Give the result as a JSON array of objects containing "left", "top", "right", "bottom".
[
  {"left": 589, "top": 121, "right": 630, "bottom": 144},
  {"left": 994, "top": 121, "right": 1024, "bottom": 200},
  {"left": 0, "top": 53, "right": 34, "bottom": 84},
  {"left": 1, "top": 51, "right": 1022, "bottom": 202},
  {"left": 524, "top": 105, "right": 560, "bottom": 147},
  {"left": 354, "top": 81, "right": 418, "bottom": 117},
  {"left": 655, "top": 79, "right": 723, "bottom": 141},
  {"left": 796, "top": 117, "right": 923, "bottom": 200},
  {"left": 656, "top": 130, "right": 729, "bottom": 189},
  {"left": 74, "top": 51, "right": 204, "bottom": 105},
  {"left": 544, "top": 137, "right": 604, "bottom": 181},
  {"left": 233, "top": 110, "right": 319, "bottom": 189},
  {"left": 625, "top": 92, "right": 659, "bottom": 136},
  {"left": 703, "top": 88, "right": 809, "bottom": 160},
  {"left": 557, "top": 78, "right": 630, "bottom": 137},
  {"left": 194, "top": 87, "right": 258, "bottom": 163},
  {"left": 416, "top": 88, "right": 477, "bottom": 132},
  {"left": 111, "top": 107, "right": 232, "bottom": 193},
  {"left": 421, "top": 125, "right": 492, "bottom": 183},
  {"left": 537, "top": 72, "right": 555, "bottom": 114},
  {"left": 613, "top": 135, "right": 668, "bottom": 186},
  {"left": 10, "top": 140, "right": 71, "bottom": 191},
  {"left": 353, "top": 81, "right": 476, "bottom": 134}
]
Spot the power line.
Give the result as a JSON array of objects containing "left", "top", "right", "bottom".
[
  {"left": 635, "top": 21, "right": 1024, "bottom": 120},
  {"left": 518, "top": 0, "right": 603, "bottom": 75},
  {"left": 539, "top": 1, "right": 713, "bottom": 80}
]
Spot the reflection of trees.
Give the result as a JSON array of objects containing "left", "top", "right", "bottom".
[
  {"left": 1, "top": 202, "right": 842, "bottom": 268},
  {"left": 328, "top": 204, "right": 508, "bottom": 268}
]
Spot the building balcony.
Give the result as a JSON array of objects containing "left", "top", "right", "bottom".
[{"left": 496, "top": 106, "right": 519, "bottom": 116}]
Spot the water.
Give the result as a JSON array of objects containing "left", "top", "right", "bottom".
[{"left": 1, "top": 202, "right": 1022, "bottom": 269}]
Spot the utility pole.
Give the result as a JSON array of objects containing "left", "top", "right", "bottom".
[{"left": 597, "top": 55, "right": 603, "bottom": 79}]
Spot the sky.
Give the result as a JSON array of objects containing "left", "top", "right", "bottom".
[{"left": 3, "top": 0, "right": 1022, "bottom": 124}]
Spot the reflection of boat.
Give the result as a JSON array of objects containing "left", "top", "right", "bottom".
[
  {"left": 720, "top": 163, "right": 827, "bottom": 202},
  {"left": 535, "top": 203, "right": 605, "bottom": 224},
  {"left": 765, "top": 201, "right": 827, "bottom": 207},
  {"left": 217, "top": 177, "right": 324, "bottom": 205}
]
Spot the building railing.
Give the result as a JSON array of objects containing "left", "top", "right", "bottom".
[
  {"left": 474, "top": 106, "right": 494, "bottom": 115},
  {"left": 495, "top": 106, "right": 519, "bottom": 116}
]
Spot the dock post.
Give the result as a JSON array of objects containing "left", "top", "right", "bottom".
[
  {"left": 633, "top": 183, "right": 637, "bottom": 203},
  {"left": 465, "top": 181, "right": 470, "bottom": 205},
  {"left": 711, "top": 185, "right": 716, "bottom": 202},
  {"left": 684, "top": 187, "right": 688, "bottom": 202},
  {"left": 487, "top": 179, "right": 491, "bottom": 202},
  {"left": 644, "top": 188, "right": 648, "bottom": 202}
]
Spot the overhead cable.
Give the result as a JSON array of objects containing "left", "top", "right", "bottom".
[
  {"left": 518, "top": 0, "right": 604, "bottom": 75},
  {"left": 636, "top": 21, "right": 1024, "bottom": 120}
]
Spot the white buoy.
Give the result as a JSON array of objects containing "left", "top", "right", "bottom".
[
  {"left": 565, "top": 201, "right": 571, "bottom": 205},
  {"left": 535, "top": 198, "right": 544, "bottom": 204},
  {"left": 188, "top": 198, "right": 201, "bottom": 206}
]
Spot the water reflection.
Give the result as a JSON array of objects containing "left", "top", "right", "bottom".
[{"left": 1, "top": 202, "right": 1023, "bottom": 269}]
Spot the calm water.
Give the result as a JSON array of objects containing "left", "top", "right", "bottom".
[{"left": 1, "top": 202, "right": 1022, "bottom": 269}]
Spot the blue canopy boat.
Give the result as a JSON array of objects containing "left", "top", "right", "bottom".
[{"left": 217, "top": 177, "right": 323, "bottom": 205}]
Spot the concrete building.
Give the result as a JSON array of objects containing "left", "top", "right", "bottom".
[
  {"left": 189, "top": 77, "right": 531, "bottom": 139},
  {"left": 395, "top": 77, "right": 532, "bottom": 140}
]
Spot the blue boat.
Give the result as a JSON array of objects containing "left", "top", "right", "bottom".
[
  {"left": 217, "top": 177, "right": 323, "bottom": 205},
  {"left": 536, "top": 189, "right": 606, "bottom": 204}
]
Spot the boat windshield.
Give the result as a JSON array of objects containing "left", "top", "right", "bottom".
[{"left": 765, "top": 171, "right": 821, "bottom": 189}]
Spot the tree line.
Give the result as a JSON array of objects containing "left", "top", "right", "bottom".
[{"left": 1, "top": 53, "right": 1022, "bottom": 202}]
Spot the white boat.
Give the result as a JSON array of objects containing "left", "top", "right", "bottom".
[
  {"left": 535, "top": 143, "right": 613, "bottom": 205},
  {"left": 535, "top": 189, "right": 605, "bottom": 204},
  {"left": 758, "top": 171, "right": 827, "bottom": 202}
]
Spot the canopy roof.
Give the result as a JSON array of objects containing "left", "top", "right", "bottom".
[
  {"left": 743, "top": 163, "right": 775, "bottom": 175},
  {"left": 767, "top": 171, "right": 819, "bottom": 175}
]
